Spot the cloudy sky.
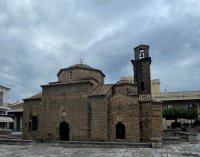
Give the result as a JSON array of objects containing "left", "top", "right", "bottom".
[{"left": 0, "top": 0, "right": 200, "bottom": 102}]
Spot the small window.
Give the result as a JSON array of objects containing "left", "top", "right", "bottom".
[
  {"left": 140, "top": 82, "right": 144, "bottom": 91},
  {"left": 69, "top": 71, "right": 73, "bottom": 80},
  {"left": 117, "top": 114, "right": 122, "bottom": 121}
]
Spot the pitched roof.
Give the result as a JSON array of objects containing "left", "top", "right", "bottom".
[
  {"left": 0, "top": 85, "right": 10, "bottom": 90},
  {"left": 8, "top": 101, "right": 24, "bottom": 109},
  {"left": 134, "top": 44, "right": 149, "bottom": 50},
  {"left": 90, "top": 84, "right": 113, "bottom": 96},
  {"left": 24, "top": 92, "right": 42, "bottom": 100},
  {"left": 41, "top": 79, "right": 95, "bottom": 87},
  {"left": 115, "top": 79, "right": 135, "bottom": 85}
]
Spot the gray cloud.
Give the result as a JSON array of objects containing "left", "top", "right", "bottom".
[{"left": 0, "top": 0, "right": 200, "bottom": 102}]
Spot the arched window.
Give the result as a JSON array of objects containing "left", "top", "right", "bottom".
[
  {"left": 31, "top": 116, "right": 38, "bottom": 131},
  {"left": 139, "top": 49, "right": 145, "bottom": 59},
  {"left": 140, "top": 82, "right": 145, "bottom": 91},
  {"left": 116, "top": 122, "right": 126, "bottom": 139}
]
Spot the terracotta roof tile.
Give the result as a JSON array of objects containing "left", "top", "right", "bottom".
[
  {"left": 90, "top": 84, "right": 113, "bottom": 96},
  {"left": 41, "top": 79, "right": 96, "bottom": 87},
  {"left": 68, "top": 64, "right": 93, "bottom": 69},
  {"left": 8, "top": 102, "right": 24, "bottom": 109},
  {"left": 28, "top": 92, "right": 42, "bottom": 99},
  {"left": 57, "top": 63, "right": 105, "bottom": 77},
  {"left": 115, "top": 79, "right": 135, "bottom": 85}
]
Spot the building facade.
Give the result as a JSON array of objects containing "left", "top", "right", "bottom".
[
  {"left": 22, "top": 45, "right": 162, "bottom": 142},
  {"left": 8, "top": 102, "right": 23, "bottom": 132},
  {"left": 152, "top": 82, "right": 200, "bottom": 129},
  {"left": 0, "top": 85, "right": 10, "bottom": 107},
  {"left": 0, "top": 85, "right": 13, "bottom": 132}
]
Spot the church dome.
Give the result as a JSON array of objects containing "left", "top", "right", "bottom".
[
  {"left": 68, "top": 64, "right": 93, "bottom": 70},
  {"left": 57, "top": 63, "right": 105, "bottom": 84}
]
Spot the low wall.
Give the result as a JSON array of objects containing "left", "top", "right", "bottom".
[
  {"left": 163, "top": 129, "right": 181, "bottom": 137},
  {"left": 0, "top": 129, "right": 12, "bottom": 135},
  {"left": 162, "top": 137, "right": 181, "bottom": 144},
  {"left": 175, "top": 131, "right": 198, "bottom": 143}
]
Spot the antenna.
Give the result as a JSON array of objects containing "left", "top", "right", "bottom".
[{"left": 80, "top": 58, "right": 84, "bottom": 64}]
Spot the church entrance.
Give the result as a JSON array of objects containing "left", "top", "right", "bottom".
[
  {"left": 116, "top": 122, "right": 126, "bottom": 139},
  {"left": 59, "top": 122, "right": 69, "bottom": 141}
]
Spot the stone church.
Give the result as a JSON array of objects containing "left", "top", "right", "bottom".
[{"left": 23, "top": 44, "right": 162, "bottom": 142}]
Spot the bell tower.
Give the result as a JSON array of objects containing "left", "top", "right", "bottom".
[
  {"left": 131, "top": 44, "right": 151, "bottom": 95},
  {"left": 131, "top": 44, "right": 153, "bottom": 142}
]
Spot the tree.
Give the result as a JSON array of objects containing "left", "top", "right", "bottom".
[
  {"left": 163, "top": 106, "right": 198, "bottom": 128},
  {"left": 186, "top": 107, "right": 198, "bottom": 120},
  {"left": 163, "top": 108, "right": 176, "bottom": 120}
]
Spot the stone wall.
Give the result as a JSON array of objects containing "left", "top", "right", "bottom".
[
  {"left": 23, "top": 82, "right": 96, "bottom": 141},
  {"left": 22, "top": 99, "right": 42, "bottom": 140},
  {"left": 152, "top": 101, "right": 163, "bottom": 138},
  {"left": 114, "top": 84, "right": 138, "bottom": 97},
  {"left": 41, "top": 97, "right": 90, "bottom": 141},
  {"left": 139, "top": 101, "right": 152, "bottom": 142},
  {"left": 41, "top": 82, "right": 94, "bottom": 141},
  {"left": 109, "top": 93, "right": 140, "bottom": 142},
  {"left": 23, "top": 83, "right": 163, "bottom": 142},
  {"left": 90, "top": 96, "right": 109, "bottom": 141}
]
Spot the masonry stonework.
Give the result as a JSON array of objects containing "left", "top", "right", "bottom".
[{"left": 23, "top": 44, "right": 162, "bottom": 142}]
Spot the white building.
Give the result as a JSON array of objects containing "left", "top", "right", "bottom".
[
  {"left": 0, "top": 85, "right": 10, "bottom": 106},
  {"left": 0, "top": 85, "right": 13, "bottom": 132}
]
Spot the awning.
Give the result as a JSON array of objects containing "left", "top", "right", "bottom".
[{"left": 0, "top": 116, "right": 13, "bottom": 122}]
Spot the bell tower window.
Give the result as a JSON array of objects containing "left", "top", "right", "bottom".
[
  {"left": 140, "top": 82, "right": 144, "bottom": 91},
  {"left": 139, "top": 49, "right": 145, "bottom": 59}
]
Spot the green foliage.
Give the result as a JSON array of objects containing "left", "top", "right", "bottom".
[
  {"left": 186, "top": 108, "right": 198, "bottom": 119},
  {"left": 163, "top": 107, "right": 198, "bottom": 120},
  {"left": 193, "top": 119, "right": 200, "bottom": 127},
  {"left": 163, "top": 108, "right": 176, "bottom": 120}
]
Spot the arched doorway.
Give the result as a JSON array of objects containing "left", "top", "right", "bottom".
[
  {"left": 116, "top": 122, "right": 126, "bottom": 139},
  {"left": 59, "top": 122, "right": 69, "bottom": 141}
]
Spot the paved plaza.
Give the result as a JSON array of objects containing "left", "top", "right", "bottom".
[{"left": 0, "top": 142, "right": 200, "bottom": 157}]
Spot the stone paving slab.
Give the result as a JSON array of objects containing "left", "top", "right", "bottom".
[{"left": 1, "top": 143, "right": 200, "bottom": 157}]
